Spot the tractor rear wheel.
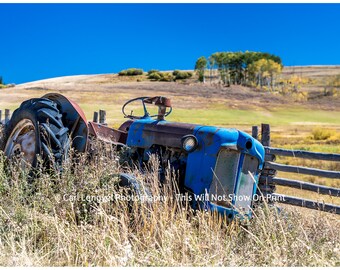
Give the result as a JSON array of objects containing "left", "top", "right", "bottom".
[{"left": 1, "top": 98, "right": 70, "bottom": 172}]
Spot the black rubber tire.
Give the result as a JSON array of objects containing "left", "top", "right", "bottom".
[
  {"left": 1, "top": 98, "right": 70, "bottom": 171},
  {"left": 117, "top": 173, "right": 153, "bottom": 211}
]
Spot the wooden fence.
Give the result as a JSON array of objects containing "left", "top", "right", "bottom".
[
  {"left": 254, "top": 124, "right": 340, "bottom": 215},
  {"left": 0, "top": 109, "right": 11, "bottom": 125}
]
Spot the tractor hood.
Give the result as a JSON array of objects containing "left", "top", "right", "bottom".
[
  {"left": 126, "top": 118, "right": 198, "bottom": 149},
  {"left": 126, "top": 118, "right": 264, "bottom": 164}
]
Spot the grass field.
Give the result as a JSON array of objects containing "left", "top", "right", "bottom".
[
  {"left": 0, "top": 66, "right": 339, "bottom": 266},
  {"left": 0, "top": 148, "right": 339, "bottom": 266}
]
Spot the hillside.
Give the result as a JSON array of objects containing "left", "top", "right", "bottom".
[
  {"left": 0, "top": 65, "right": 339, "bottom": 266},
  {"left": 2, "top": 65, "right": 340, "bottom": 112}
]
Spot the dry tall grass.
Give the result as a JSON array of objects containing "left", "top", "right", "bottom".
[{"left": 0, "top": 132, "right": 339, "bottom": 266}]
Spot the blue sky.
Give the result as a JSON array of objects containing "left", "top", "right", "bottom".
[{"left": 0, "top": 4, "right": 340, "bottom": 84}]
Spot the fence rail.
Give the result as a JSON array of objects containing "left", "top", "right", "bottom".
[
  {"left": 255, "top": 124, "right": 340, "bottom": 215},
  {"left": 265, "top": 147, "right": 340, "bottom": 162},
  {"left": 266, "top": 177, "right": 340, "bottom": 196},
  {"left": 265, "top": 161, "right": 340, "bottom": 179},
  {"left": 273, "top": 193, "right": 340, "bottom": 214}
]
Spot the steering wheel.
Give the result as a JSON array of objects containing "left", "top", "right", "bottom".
[{"left": 122, "top": 96, "right": 173, "bottom": 120}]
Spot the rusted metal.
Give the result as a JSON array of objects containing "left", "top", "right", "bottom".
[
  {"left": 143, "top": 97, "right": 172, "bottom": 120},
  {"left": 88, "top": 121, "right": 127, "bottom": 145},
  {"left": 4, "top": 119, "right": 36, "bottom": 168},
  {"left": 118, "top": 120, "right": 134, "bottom": 133},
  {"left": 157, "top": 106, "right": 167, "bottom": 121},
  {"left": 144, "top": 96, "right": 172, "bottom": 108},
  {"left": 130, "top": 121, "right": 197, "bottom": 149},
  {"left": 42, "top": 93, "right": 88, "bottom": 153}
]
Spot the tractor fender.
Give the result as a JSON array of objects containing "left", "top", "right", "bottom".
[{"left": 42, "top": 93, "right": 88, "bottom": 153}]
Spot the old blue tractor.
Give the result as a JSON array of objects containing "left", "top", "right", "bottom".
[{"left": 1, "top": 94, "right": 265, "bottom": 220}]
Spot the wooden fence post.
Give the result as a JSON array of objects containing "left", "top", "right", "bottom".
[
  {"left": 0, "top": 110, "right": 2, "bottom": 123},
  {"left": 252, "top": 126, "right": 258, "bottom": 140},
  {"left": 4, "top": 109, "right": 10, "bottom": 124},
  {"left": 93, "top": 111, "right": 98, "bottom": 123},
  {"left": 261, "top": 123, "right": 270, "bottom": 147},
  {"left": 257, "top": 123, "right": 276, "bottom": 203},
  {"left": 99, "top": 110, "right": 106, "bottom": 125}
]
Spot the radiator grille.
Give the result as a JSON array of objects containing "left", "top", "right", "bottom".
[
  {"left": 209, "top": 148, "right": 240, "bottom": 207},
  {"left": 234, "top": 155, "right": 259, "bottom": 212}
]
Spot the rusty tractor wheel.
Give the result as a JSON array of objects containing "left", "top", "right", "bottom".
[{"left": 1, "top": 98, "right": 70, "bottom": 173}]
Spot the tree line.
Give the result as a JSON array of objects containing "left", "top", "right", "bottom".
[{"left": 195, "top": 51, "right": 283, "bottom": 89}]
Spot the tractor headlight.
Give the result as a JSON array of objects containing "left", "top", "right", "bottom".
[{"left": 181, "top": 135, "right": 198, "bottom": 153}]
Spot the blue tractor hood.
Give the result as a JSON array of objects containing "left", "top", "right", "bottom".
[{"left": 126, "top": 118, "right": 264, "bottom": 163}]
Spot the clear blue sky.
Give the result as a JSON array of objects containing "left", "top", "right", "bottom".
[{"left": 1, "top": 4, "right": 340, "bottom": 84}]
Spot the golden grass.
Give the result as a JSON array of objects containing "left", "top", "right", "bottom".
[{"left": 0, "top": 148, "right": 339, "bottom": 266}]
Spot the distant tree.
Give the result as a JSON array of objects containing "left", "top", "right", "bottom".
[
  {"left": 0, "top": 76, "right": 3, "bottom": 85},
  {"left": 208, "top": 55, "right": 216, "bottom": 83},
  {"left": 195, "top": 56, "right": 207, "bottom": 83},
  {"left": 267, "top": 60, "right": 282, "bottom": 89},
  {"left": 248, "top": 59, "right": 282, "bottom": 89},
  {"left": 199, "top": 51, "right": 282, "bottom": 87}
]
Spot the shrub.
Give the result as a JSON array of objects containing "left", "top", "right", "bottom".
[
  {"left": 323, "top": 75, "right": 340, "bottom": 97},
  {"left": 147, "top": 71, "right": 174, "bottom": 82},
  {"left": 311, "top": 127, "right": 336, "bottom": 140},
  {"left": 324, "top": 88, "right": 338, "bottom": 97},
  {"left": 148, "top": 72, "right": 162, "bottom": 81},
  {"left": 147, "top": 69, "right": 159, "bottom": 75},
  {"left": 159, "top": 72, "right": 174, "bottom": 82},
  {"left": 147, "top": 70, "right": 192, "bottom": 82},
  {"left": 172, "top": 70, "right": 193, "bottom": 81},
  {"left": 118, "top": 68, "right": 144, "bottom": 76},
  {"left": 172, "top": 70, "right": 180, "bottom": 76},
  {"left": 118, "top": 70, "right": 128, "bottom": 76}
]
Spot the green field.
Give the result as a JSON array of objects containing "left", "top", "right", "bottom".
[{"left": 169, "top": 107, "right": 340, "bottom": 127}]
